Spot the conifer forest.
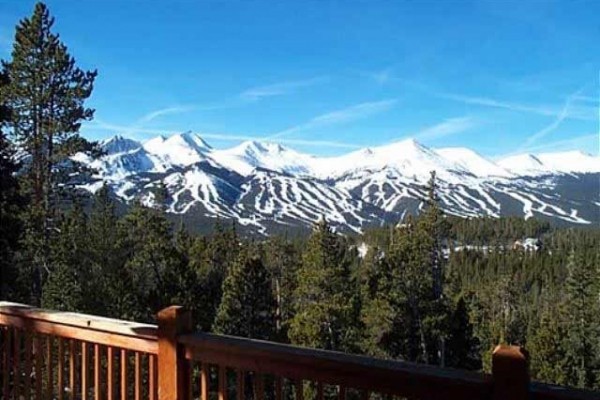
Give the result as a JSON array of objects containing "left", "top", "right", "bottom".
[{"left": 0, "top": 2, "right": 598, "bottom": 392}]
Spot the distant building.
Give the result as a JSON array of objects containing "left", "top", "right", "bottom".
[{"left": 512, "top": 237, "right": 542, "bottom": 252}]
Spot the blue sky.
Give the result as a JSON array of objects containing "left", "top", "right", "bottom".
[{"left": 0, "top": 0, "right": 598, "bottom": 157}]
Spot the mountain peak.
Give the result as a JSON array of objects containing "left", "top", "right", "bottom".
[
  {"left": 168, "top": 131, "right": 212, "bottom": 152},
  {"left": 101, "top": 135, "right": 141, "bottom": 155},
  {"left": 141, "top": 132, "right": 210, "bottom": 167},
  {"left": 435, "top": 147, "right": 513, "bottom": 178}
]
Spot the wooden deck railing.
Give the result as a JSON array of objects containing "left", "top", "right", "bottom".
[{"left": 0, "top": 302, "right": 598, "bottom": 400}]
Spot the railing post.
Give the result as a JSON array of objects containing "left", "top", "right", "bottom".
[
  {"left": 157, "top": 306, "right": 192, "bottom": 400},
  {"left": 491, "top": 345, "right": 529, "bottom": 400}
]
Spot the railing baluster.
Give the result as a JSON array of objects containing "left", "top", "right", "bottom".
[
  {"left": 338, "top": 386, "right": 346, "bottom": 400},
  {"left": 317, "top": 382, "right": 324, "bottom": 400},
  {"left": 295, "top": 380, "right": 303, "bottom": 400},
  {"left": 24, "top": 331, "right": 32, "bottom": 400},
  {"left": 82, "top": 341, "right": 89, "bottom": 400},
  {"left": 120, "top": 349, "right": 127, "bottom": 400},
  {"left": 218, "top": 365, "right": 227, "bottom": 400},
  {"left": 254, "top": 373, "right": 264, "bottom": 400},
  {"left": 135, "top": 351, "right": 141, "bottom": 400},
  {"left": 47, "top": 335, "right": 54, "bottom": 400},
  {"left": 201, "top": 363, "right": 209, "bottom": 400},
  {"left": 149, "top": 354, "right": 156, "bottom": 400},
  {"left": 69, "top": 340, "right": 75, "bottom": 399},
  {"left": 107, "top": 347, "right": 114, "bottom": 400},
  {"left": 35, "top": 334, "right": 42, "bottom": 400},
  {"left": 12, "top": 328, "right": 20, "bottom": 399},
  {"left": 58, "top": 339, "right": 64, "bottom": 400},
  {"left": 3, "top": 327, "right": 11, "bottom": 400},
  {"left": 275, "top": 377, "right": 282, "bottom": 400},
  {"left": 94, "top": 344, "right": 101, "bottom": 400},
  {"left": 236, "top": 370, "right": 244, "bottom": 400},
  {"left": 187, "top": 361, "right": 192, "bottom": 400}
]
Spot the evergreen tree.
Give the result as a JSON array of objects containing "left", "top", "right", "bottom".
[
  {"left": 3, "top": 2, "right": 97, "bottom": 303},
  {"left": 358, "top": 245, "right": 395, "bottom": 358},
  {"left": 116, "top": 203, "right": 183, "bottom": 322},
  {"left": 445, "top": 297, "right": 480, "bottom": 370},
  {"left": 41, "top": 202, "right": 90, "bottom": 311},
  {"left": 195, "top": 220, "right": 239, "bottom": 331},
  {"left": 87, "top": 185, "right": 126, "bottom": 316},
  {"left": 419, "top": 171, "right": 451, "bottom": 366},
  {"left": 0, "top": 67, "right": 23, "bottom": 300},
  {"left": 563, "top": 250, "right": 599, "bottom": 388},
  {"left": 528, "top": 305, "right": 568, "bottom": 386},
  {"left": 289, "top": 219, "right": 359, "bottom": 352},
  {"left": 151, "top": 181, "right": 170, "bottom": 211},
  {"left": 262, "top": 235, "right": 300, "bottom": 340},
  {"left": 213, "top": 245, "right": 276, "bottom": 340}
]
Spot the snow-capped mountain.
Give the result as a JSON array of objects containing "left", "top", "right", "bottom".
[
  {"left": 74, "top": 132, "right": 600, "bottom": 235},
  {"left": 435, "top": 147, "right": 513, "bottom": 178},
  {"left": 211, "top": 141, "right": 315, "bottom": 177},
  {"left": 497, "top": 151, "right": 599, "bottom": 176}
]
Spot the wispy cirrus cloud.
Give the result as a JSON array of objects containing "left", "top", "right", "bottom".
[
  {"left": 136, "top": 105, "right": 197, "bottom": 124},
  {"left": 240, "top": 76, "right": 328, "bottom": 101},
  {"left": 572, "top": 94, "right": 598, "bottom": 104},
  {"left": 439, "top": 91, "right": 596, "bottom": 121},
  {"left": 401, "top": 79, "right": 597, "bottom": 121},
  {"left": 413, "top": 116, "right": 476, "bottom": 141},
  {"left": 361, "top": 67, "right": 394, "bottom": 85},
  {"left": 517, "top": 88, "right": 584, "bottom": 151},
  {"left": 440, "top": 92, "right": 557, "bottom": 116},
  {"left": 498, "top": 133, "right": 598, "bottom": 158},
  {"left": 269, "top": 99, "right": 398, "bottom": 139},
  {"left": 84, "top": 119, "right": 360, "bottom": 149}
]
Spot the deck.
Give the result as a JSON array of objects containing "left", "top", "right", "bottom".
[{"left": 0, "top": 302, "right": 596, "bottom": 400}]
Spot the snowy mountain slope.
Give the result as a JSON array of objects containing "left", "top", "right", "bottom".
[
  {"left": 73, "top": 132, "right": 600, "bottom": 234},
  {"left": 312, "top": 138, "right": 472, "bottom": 183},
  {"left": 100, "top": 135, "right": 141, "bottom": 155},
  {"left": 435, "top": 147, "right": 513, "bottom": 178},
  {"left": 235, "top": 170, "right": 388, "bottom": 233},
  {"left": 536, "top": 151, "right": 599, "bottom": 174},
  {"left": 211, "top": 141, "right": 315, "bottom": 176},
  {"left": 497, "top": 151, "right": 599, "bottom": 176},
  {"left": 142, "top": 132, "right": 212, "bottom": 168}
]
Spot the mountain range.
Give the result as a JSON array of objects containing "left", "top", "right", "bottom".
[{"left": 72, "top": 132, "right": 599, "bottom": 235}]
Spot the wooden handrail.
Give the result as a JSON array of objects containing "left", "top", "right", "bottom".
[
  {"left": 1, "top": 303, "right": 598, "bottom": 400},
  {"left": 530, "top": 383, "right": 600, "bottom": 400},
  {"left": 179, "top": 331, "right": 493, "bottom": 399},
  {"left": 0, "top": 302, "right": 158, "bottom": 354}
]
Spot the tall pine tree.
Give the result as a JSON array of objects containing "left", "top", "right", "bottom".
[
  {"left": 0, "top": 67, "right": 23, "bottom": 300},
  {"left": 289, "top": 219, "right": 359, "bottom": 352},
  {"left": 563, "top": 249, "right": 599, "bottom": 388},
  {"left": 213, "top": 245, "right": 276, "bottom": 340},
  {"left": 3, "top": 2, "right": 97, "bottom": 303}
]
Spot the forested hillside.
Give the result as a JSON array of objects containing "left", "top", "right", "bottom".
[{"left": 0, "top": 2, "right": 598, "bottom": 393}]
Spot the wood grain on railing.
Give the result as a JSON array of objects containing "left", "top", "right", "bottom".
[
  {"left": 2, "top": 302, "right": 598, "bottom": 400},
  {"left": 0, "top": 302, "right": 158, "bottom": 400},
  {"left": 179, "top": 331, "right": 492, "bottom": 400}
]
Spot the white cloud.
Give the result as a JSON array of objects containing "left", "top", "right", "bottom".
[
  {"left": 240, "top": 76, "right": 328, "bottom": 101},
  {"left": 399, "top": 78, "right": 597, "bottom": 122},
  {"left": 414, "top": 117, "right": 476, "bottom": 141},
  {"left": 83, "top": 120, "right": 361, "bottom": 149},
  {"left": 518, "top": 89, "right": 584, "bottom": 151},
  {"left": 269, "top": 99, "right": 397, "bottom": 139},
  {"left": 572, "top": 94, "right": 598, "bottom": 104},
  {"left": 137, "top": 105, "right": 196, "bottom": 124},
  {"left": 499, "top": 134, "right": 598, "bottom": 157}
]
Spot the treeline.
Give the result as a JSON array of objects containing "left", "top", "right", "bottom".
[{"left": 0, "top": 2, "right": 599, "bottom": 392}]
